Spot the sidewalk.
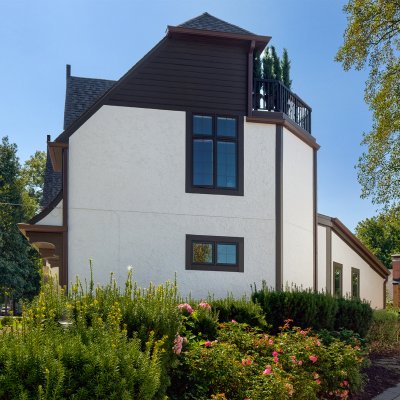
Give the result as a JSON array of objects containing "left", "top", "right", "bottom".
[{"left": 373, "top": 383, "right": 400, "bottom": 400}]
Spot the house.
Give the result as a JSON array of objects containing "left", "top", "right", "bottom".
[{"left": 18, "top": 13, "right": 389, "bottom": 308}]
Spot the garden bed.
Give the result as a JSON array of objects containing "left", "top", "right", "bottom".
[{"left": 352, "top": 350, "right": 400, "bottom": 399}]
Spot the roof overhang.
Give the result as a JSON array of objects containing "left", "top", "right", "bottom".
[
  {"left": 167, "top": 26, "right": 270, "bottom": 50},
  {"left": 317, "top": 214, "right": 389, "bottom": 278},
  {"left": 48, "top": 141, "right": 68, "bottom": 172}
]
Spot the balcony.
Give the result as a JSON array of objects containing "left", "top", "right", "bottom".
[{"left": 252, "top": 79, "right": 312, "bottom": 134}]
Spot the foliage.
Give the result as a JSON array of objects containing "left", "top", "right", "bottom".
[
  {"left": 210, "top": 294, "right": 267, "bottom": 329},
  {"left": 2, "top": 268, "right": 182, "bottom": 399},
  {"left": 270, "top": 46, "right": 282, "bottom": 82},
  {"left": 169, "top": 321, "right": 365, "bottom": 400},
  {"left": 251, "top": 283, "right": 338, "bottom": 333},
  {"left": 0, "top": 136, "right": 41, "bottom": 306},
  {"left": 262, "top": 48, "right": 274, "bottom": 80},
  {"left": 366, "top": 308, "right": 400, "bottom": 351},
  {"left": 334, "top": 297, "right": 373, "bottom": 337},
  {"left": 20, "top": 150, "right": 46, "bottom": 211},
  {"left": 355, "top": 206, "right": 400, "bottom": 269},
  {"left": 179, "top": 300, "right": 219, "bottom": 340},
  {"left": 281, "top": 48, "right": 292, "bottom": 89},
  {"left": 335, "top": 0, "right": 400, "bottom": 208}
]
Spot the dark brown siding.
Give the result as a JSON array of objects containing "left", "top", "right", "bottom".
[{"left": 105, "top": 36, "right": 248, "bottom": 115}]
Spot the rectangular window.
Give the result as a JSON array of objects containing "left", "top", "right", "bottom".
[
  {"left": 186, "top": 235, "right": 244, "bottom": 272},
  {"left": 333, "top": 262, "right": 343, "bottom": 297},
  {"left": 351, "top": 268, "right": 360, "bottom": 299},
  {"left": 186, "top": 113, "right": 244, "bottom": 196}
]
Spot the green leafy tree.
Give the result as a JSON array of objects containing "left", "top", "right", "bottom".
[
  {"left": 281, "top": 48, "right": 292, "bottom": 89},
  {"left": 336, "top": 0, "right": 400, "bottom": 208},
  {"left": 0, "top": 137, "right": 41, "bottom": 311},
  {"left": 21, "top": 150, "right": 46, "bottom": 213},
  {"left": 355, "top": 207, "right": 400, "bottom": 269}
]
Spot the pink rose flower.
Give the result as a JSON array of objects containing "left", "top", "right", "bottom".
[
  {"left": 198, "top": 301, "right": 211, "bottom": 310},
  {"left": 178, "top": 303, "right": 193, "bottom": 314},
  {"left": 173, "top": 335, "right": 183, "bottom": 355},
  {"left": 298, "top": 360, "right": 303, "bottom": 365},
  {"left": 204, "top": 341, "right": 212, "bottom": 348},
  {"left": 316, "top": 379, "right": 321, "bottom": 385},
  {"left": 263, "top": 365, "right": 272, "bottom": 375},
  {"left": 268, "top": 339, "right": 274, "bottom": 345},
  {"left": 309, "top": 355, "right": 318, "bottom": 363},
  {"left": 272, "top": 351, "right": 278, "bottom": 357},
  {"left": 273, "top": 356, "right": 279, "bottom": 363},
  {"left": 231, "top": 319, "right": 237, "bottom": 324}
]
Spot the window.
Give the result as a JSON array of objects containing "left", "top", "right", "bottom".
[
  {"left": 351, "top": 268, "right": 360, "bottom": 299},
  {"left": 186, "top": 235, "right": 244, "bottom": 272},
  {"left": 333, "top": 262, "right": 343, "bottom": 297},
  {"left": 186, "top": 113, "right": 244, "bottom": 195}
]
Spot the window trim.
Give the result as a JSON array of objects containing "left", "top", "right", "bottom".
[
  {"left": 186, "top": 234, "right": 244, "bottom": 272},
  {"left": 186, "top": 112, "right": 244, "bottom": 196},
  {"left": 333, "top": 262, "right": 343, "bottom": 297},
  {"left": 351, "top": 267, "right": 360, "bottom": 299}
]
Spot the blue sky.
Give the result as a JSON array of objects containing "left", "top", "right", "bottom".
[{"left": 0, "top": 0, "right": 377, "bottom": 230}]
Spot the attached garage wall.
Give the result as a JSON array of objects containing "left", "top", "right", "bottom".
[{"left": 331, "top": 231, "right": 385, "bottom": 309}]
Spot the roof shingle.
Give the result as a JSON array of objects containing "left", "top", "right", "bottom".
[{"left": 178, "top": 12, "right": 254, "bottom": 35}]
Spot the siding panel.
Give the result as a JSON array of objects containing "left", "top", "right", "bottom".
[{"left": 106, "top": 36, "right": 248, "bottom": 115}]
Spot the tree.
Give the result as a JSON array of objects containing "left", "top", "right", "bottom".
[
  {"left": 355, "top": 206, "right": 400, "bottom": 269},
  {"left": 271, "top": 46, "right": 282, "bottom": 81},
  {"left": 21, "top": 150, "right": 46, "bottom": 218},
  {"left": 335, "top": 0, "right": 400, "bottom": 208},
  {"left": 281, "top": 48, "right": 292, "bottom": 89},
  {"left": 253, "top": 50, "right": 262, "bottom": 80},
  {"left": 262, "top": 48, "right": 274, "bottom": 80},
  {"left": 0, "top": 137, "right": 41, "bottom": 311}
]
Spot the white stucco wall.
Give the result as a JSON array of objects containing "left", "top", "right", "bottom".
[
  {"left": 317, "top": 225, "right": 327, "bottom": 292},
  {"left": 68, "top": 106, "right": 276, "bottom": 298},
  {"left": 282, "top": 128, "right": 314, "bottom": 289},
  {"left": 331, "top": 231, "right": 385, "bottom": 309},
  {"left": 36, "top": 200, "right": 63, "bottom": 226}
]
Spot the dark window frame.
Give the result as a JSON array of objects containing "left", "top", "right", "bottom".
[
  {"left": 186, "top": 234, "right": 244, "bottom": 272},
  {"left": 333, "top": 262, "right": 343, "bottom": 297},
  {"left": 186, "top": 112, "right": 244, "bottom": 196},
  {"left": 351, "top": 267, "right": 360, "bottom": 299}
]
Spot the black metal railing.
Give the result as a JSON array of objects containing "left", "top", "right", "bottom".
[{"left": 253, "top": 79, "right": 312, "bottom": 133}]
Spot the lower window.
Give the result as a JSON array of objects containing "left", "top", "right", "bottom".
[
  {"left": 351, "top": 268, "right": 360, "bottom": 299},
  {"left": 186, "top": 235, "right": 244, "bottom": 272},
  {"left": 333, "top": 262, "right": 343, "bottom": 297}
]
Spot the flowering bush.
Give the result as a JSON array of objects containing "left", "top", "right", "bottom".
[{"left": 169, "top": 320, "right": 365, "bottom": 399}]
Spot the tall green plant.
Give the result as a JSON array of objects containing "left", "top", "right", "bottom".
[
  {"left": 281, "top": 48, "right": 292, "bottom": 88},
  {"left": 262, "top": 48, "right": 274, "bottom": 80},
  {"left": 271, "top": 46, "right": 282, "bottom": 81}
]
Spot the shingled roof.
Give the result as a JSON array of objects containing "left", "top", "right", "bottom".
[
  {"left": 41, "top": 69, "right": 116, "bottom": 207},
  {"left": 64, "top": 74, "right": 116, "bottom": 130},
  {"left": 178, "top": 12, "right": 255, "bottom": 35}
]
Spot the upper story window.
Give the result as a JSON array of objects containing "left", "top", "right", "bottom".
[{"left": 186, "top": 113, "right": 244, "bottom": 196}]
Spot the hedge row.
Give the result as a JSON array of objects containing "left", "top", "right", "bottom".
[{"left": 251, "top": 282, "right": 373, "bottom": 336}]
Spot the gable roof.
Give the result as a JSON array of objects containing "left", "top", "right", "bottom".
[
  {"left": 41, "top": 69, "right": 116, "bottom": 208},
  {"left": 178, "top": 12, "right": 255, "bottom": 35},
  {"left": 64, "top": 74, "right": 116, "bottom": 130},
  {"left": 317, "top": 213, "right": 389, "bottom": 278}
]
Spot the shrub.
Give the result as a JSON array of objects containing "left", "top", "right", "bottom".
[
  {"left": 334, "top": 297, "right": 373, "bottom": 337},
  {"left": 367, "top": 308, "right": 400, "bottom": 351},
  {"left": 251, "top": 283, "right": 337, "bottom": 333},
  {"left": 169, "top": 321, "right": 365, "bottom": 400},
  {"left": 209, "top": 294, "right": 267, "bottom": 328},
  {"left": 4, "top": 268, "right": 182, "bottom": 399}
]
